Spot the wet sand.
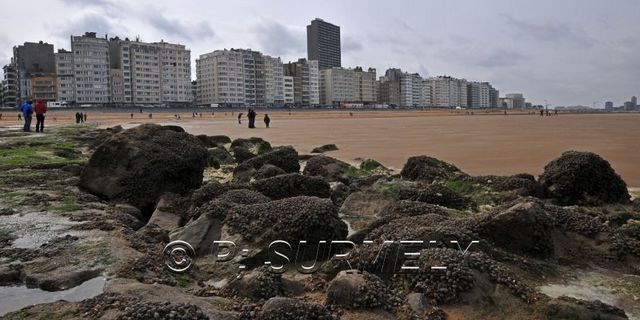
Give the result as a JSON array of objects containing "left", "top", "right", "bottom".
[{"left": 2, "top": 110, "right": 639, "bottom": 187}]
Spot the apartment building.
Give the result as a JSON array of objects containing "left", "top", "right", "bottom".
[
  {"left": 320, "top": 67, "right": 356, "bottom": 105},
  {"left": 1, "top": 63, "right": 18, "bottom": 107},
  {"left": 467, "top": 81, "right": 498, "bottom": 109},
  {"left": 307, "top": 18, "right": 341, "bottom": 70},
  {"left": 354, "top": 67, "right": 377, "bottom": 103},
  {"left": 420, "top": 79, "right": 432, "bottom": 106},
  {"left": 377, "top": 68, "right": 402, "bottom": 106},
  {"left": 264, "top": 55, "right": 284, "bottom": 105},
  {"left": 71, "top": 32, "right": 110, "bottom": 104},
  {"left": 156, "top": 41, "right": 192, "bottom": 104},
  {"left": 429, "top": 76, "right": 468, "bottom": 108},
  {"left": 400, "top": 73, "right": 423, "bottom": 107},
  {"left": 283, "top": 58, "right": 320, "bottom": 106},
  {"left": 284, "top": 76, "right": 294, "bottom": 104},
  {"left": 55, "top": 49, "right": 75, "bottom": 103},
  {"left": 27, "top": 75, "right": 57, "bottom": 101},
  {"left": 196, "top": 48, "right": 284, "bottom": 107},
  {"left": 13, "top": 41, "right": 56, "bottom": 101}
]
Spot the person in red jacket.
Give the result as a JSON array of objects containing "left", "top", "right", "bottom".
[{"left": 34, "top": 100, "right": 47, "bottom": 132}]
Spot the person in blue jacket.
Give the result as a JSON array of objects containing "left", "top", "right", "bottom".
[{"left": 20, "top": 100, "right": 34, "bottom": 132}]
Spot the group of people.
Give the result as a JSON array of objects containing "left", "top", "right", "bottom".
[
  {"left": 75, "top": 112, "right": 87, "bottom": 123},
  {"left": 19, "top": 100, "right": 47, "bottom": 132},
  {"left": 237, "top": 108, "right": 270, "bottom": 128}
]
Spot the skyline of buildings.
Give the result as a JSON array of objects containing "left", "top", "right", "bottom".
[{"left": 0, "top": 18, "right": 637, "bottom": 110}]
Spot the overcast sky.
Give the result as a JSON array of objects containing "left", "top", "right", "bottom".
[{"left": 1, "top": 0, "right": 639, "bottom": 106}]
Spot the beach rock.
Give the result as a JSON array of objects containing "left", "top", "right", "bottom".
[
  {"left": 546, "top": 296, "right": 628, "bottom": 320},
  {"left": 311, "top": 144, "right": 339, "bottom": 153},
  {"left": 401, "top": 155, "right": 466, "bottom": 182},
  {"left": 251, "top": 173, "right": 331, "bottom": 199},
  {"left": 467, "top": 173, "right": 543, "bottom": 198},
  {"left": 340, "top": 191, "right": 393, "bottom": 219},
  {"left": 398, "top": 184, "right": 474, "bottom": 210},
  {"left": 231, "top": 146, "right": 256, "bottom": 163},
  {"left": 225, "top": 269, "right": 284, "bottom": 300},
  {"left": 257, "top": 297, "right": 336, "bottom": 320},
  {"left": 224, "top": 196, "right": 347, "bottom": 248},
  {"left": 378, "top": 200, "right": 450, "bottom": 221},
  {"left": 471, "top": 199, "right": 554, "bottom": 258},
  {"left": 539, "top": 151, "right": 630, "bottom": 205},
  {"left": 197, "top": 134, "right": 231, "bottom": 147},
  {"left": 232, "top": 162, "right": 257, "bottom": 183},
  {"left": 190, "top": 181, "right": 230, "bottom": 208},
  {"left": 405, "top": 293, "right": 447, "bottom": 320},
  {"left": 207, "top": 146, "right": 234, "bottom": 168},
  {"left": 242, "top": 146, "right": 300, "bottom": 173},
  {"left": 190, "top": 189, "right": 270, "bottom": 221},
  {"left": 254, "top": 164, "right": 286, "bottom": 180},
  {"left": 303, "top": 155, "right": 351, "bottom": 182},
  {"left": 170, "top": 213, "right": 222, "bottom": 256},
  {"left": 145, "top": 193, "right": 183, "bottom": 232},
  {"left": 230, "top": 137, "right": 272, "bottom": 154},
  {"left": 331, "top": 182, "right": 350, "bottom": 207},
  {"left": 79, "top": 124, "right": 208, "bottom": 214},
  {"left": 326, "top": 270, "right": 392, "bottom": 310}
]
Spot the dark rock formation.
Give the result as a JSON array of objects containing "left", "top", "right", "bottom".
[
  {"left": 242, "top": 146, "right": 300, "bottom": 173},
  {"left": 79, "top": 124, "right": 208, "bottom": 214},
  {"left": 230, "top": 137, "right": 272, "bottom": 154},
  {"left": 311, "top": 144, "right": 339, "bottom": 153},
  {"left": 546, "top": 296, "right": 628, "bottom": 320},
  {"left": 254, "top": 164, "right": 286, "bottom": 180},
  {"left": 303, "top": 155, "right": 351, "bottom": 182},
  {"left": 326, "top": 270, "right": 392, "bottom": 310},
  {"left": 539, "top": 151, "right": 630, "bottom": 205},
  {"left": 401, "top": 155, "right": 466, "bottom": 182},
  {"left": 398, "top": 184, "right": 474, "bottom": 210},
  {"left": 251, "top": 173, "right": 330, "bottom": 199},
  {"left": 257, "top": 297, "right": 336, "bottom": 320}
]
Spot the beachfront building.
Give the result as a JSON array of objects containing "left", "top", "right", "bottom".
[
  {"left": 284, "top": 76, "right": 294, "bottom": 104},
  {"left": 283, "top": 58, "right": 320, "bottom": 107},
  {"left": 320, "top": 67, "right": 356, "bottom": 106},
  {"left": 467, "top": 81, "right": 498, "bottom": 109},
  {"left": 196, "top": 48, "right": 284, "bottom": 107},
  {"left": 1, "top": 63, "right": 19, "bottom": 107},
  {"left": 428, "top": 76, "right": 468, "bottom": 108},
  {"left": 264, "top": 55, "right": 285, "bottom": 105},
  {"left": 54, "top": 49, "right": 75, "bottom": 103},
  {"left": 420, "top": 79, "right": 432, "bottom": 107},
  {"left": 400, "top": 72, "right": 423, "bottom": 107},
  {"left": 354, "top": 67, "right": 377, "bottom": 103},
  {"left": 109, "top": 38, "right": 192, "bottom": 106},
  {"left": 13, "top": 41, "right": 56, "bottom": 102},
  {"left": 307, "top": 18, "right": 341, "bottom": 70},
  {"left": 501, "top": 93, "right": 525, "bottom": 109},
  {"left": 320, "top": 66, "right": 377, "bottom": 106},
  {"left": 71, "top": 32, "right": 111, "bottom": 105},
  {"left": 27, "top": 75, "right": 57, "bottom": 101},
  {"left": 377, "top": 68, "right": 402, "bottom": 106}
]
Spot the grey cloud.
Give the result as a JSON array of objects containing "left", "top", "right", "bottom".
[
  {"left": 148, "top": 14, "right": 214, "bottom": 41},
  {"left": 342, "top": 36, "right": 363, "bottom": 53},
  {"left": 60, "top": 13, "right": 121, "bottom": 39},
  {"left": 251, "top": 20, "right": 304, "bottom": 56},
  {"left": 435, "top": 47, "right": 529, "bottom": 69},
  {"left": 502, "top": 14, "right": 596, "bottom": 47}
]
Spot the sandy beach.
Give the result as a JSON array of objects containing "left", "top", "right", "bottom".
[{"left": 2, "top": 109, "right": 639, "bottom": 187}]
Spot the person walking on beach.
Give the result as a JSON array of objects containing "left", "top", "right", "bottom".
[
  {"left": 130, "top": 113, "right": 134, "bottom": 119},
  {"left": 18, "top": 113, "right": 22, "bottom": 121},
  {"left": 540, "top": 109, "right": 544, "bottom": 117},
  {"left": 237, "top": 112, "right": 243, "bottom": 124},
  {"left": 247, "top": 108, "right": 256, "bottom": 129},
  {"left": 34, "top": 99, "right": 47, "bottom": 132},
  {"left": 75, "top": 112, "right": 80, "bottom": 123},
  {"left": 20, "top": 100, "right": 33, "bottom": 132},
  {"left": 264, "top": 114, "right": 270, "bottom": 128},
  {"left": 83, "top": 113, "right": 88, "bottom": 122},
  {"left": 79, "top": 112, "right": 84, "bottom": 123}
]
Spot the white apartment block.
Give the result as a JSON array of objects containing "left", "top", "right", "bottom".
[
  {"left": 467, "top": 81, "right": 494, "bottom": 109},
  {"left": 320, "top": 67, "right": 356, "bottom": 105},
  {"left": 264, "top": 55, "right": 284, "bottom": 104},
  {"left": 157, "top": 41, "right": 192, "bottom": 104},
  {"left": 71, "top": 33, "right": 110, "bottom": 104},
  {"left": 429, "top": 76, "right": 468, "bottom": 108},
  {"left": 196, "top": 49, "right": 245, "bottom": 106},
  {"left": 54, "top": 49, "right": 74, "bottom": 102},
  {"left": 400, "top": 73, "right": 423, "bottom": 107},
  {"left": 420, "top": 79, "right": 432, "bottom": 106},
  {"left": 307, "top": 60, "right": 320, "bottom": 105},
  {"left": 284, "top": 76, "right": 294, "bottom": 104},
  {"left": 196, "top": 49, "right": 284, "bottom": 106}
]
